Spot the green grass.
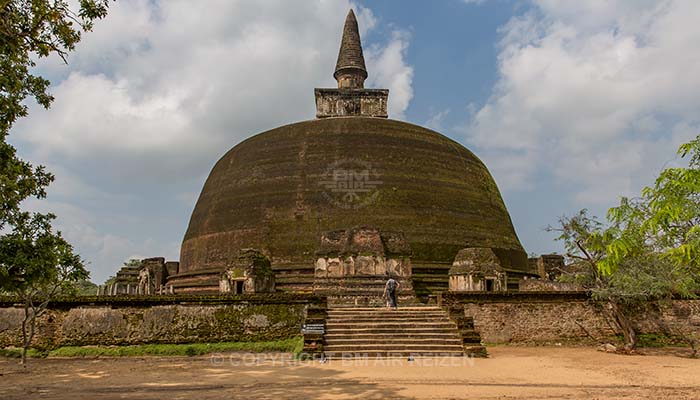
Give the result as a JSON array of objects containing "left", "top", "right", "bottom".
[
  {"left": 0, "top": 348, "right": 47, "bottom": 358},
  {"left": 635, "top": 333, "right": 687, "bottom": 348},
  {"left": 0, "top": 337, "right": 303, "bottom": 358}
]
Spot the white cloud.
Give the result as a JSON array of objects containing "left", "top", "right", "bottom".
[
  {"left": 366, "top": 29, "right": 414, "bottom": 120},
  {"left": 20, "top": 73, "right": 193, "bottom": 155},
  {"left": 17, "top": 1, "right": 413, "bottom": 177},
  {"left": 463, "top": 0, "right": 700, "bottom": 203},
  {"left": 425, "top": 109, "right": 451, "bottom": 131},
  {"left": 10, "top": 0, "right": 415, "bottom": 282}
]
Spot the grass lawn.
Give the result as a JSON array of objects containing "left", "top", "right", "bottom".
[{"left": 0, "top": 336, "right": 303, "bottom": 358}]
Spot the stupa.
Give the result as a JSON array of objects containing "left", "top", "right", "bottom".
[{"left": 166, "top": 10, "right": 533, "bottom": 298}]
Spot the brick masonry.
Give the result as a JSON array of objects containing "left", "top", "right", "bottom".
[
  {"left": 440, "top": 292, "right": 700, "bottom": 344},
  {"left": 0, "top": 294, "right": 323, "bottom": 349},
  {"left": 2, "top": 293, "right": 697, "bottom": 349}
]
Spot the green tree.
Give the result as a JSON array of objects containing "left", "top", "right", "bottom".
[
  {"left": 72, "top": 278, "right": 97, "bottom": 295},
  {"left": 1, "top": 0, "right": 110, "bottom": 222},
  {"left": 0, "top": 212, "right": 87, "bottom": 364},
  {"left": 604, "top": 135, "right": 700, "bottom": 279},
  {"left": 550, "top": 135, "right": 700, "bottom": 353},
  {"left": 1, "top": 0, "right": 110, "bottom": 364}
]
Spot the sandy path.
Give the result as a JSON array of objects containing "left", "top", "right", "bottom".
[{"left": 1, "top": 347, "right": 699, "bottom": 399}]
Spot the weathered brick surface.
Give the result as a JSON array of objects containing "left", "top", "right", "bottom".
[
  {"left": 441, "top": 293, "right": 700, "bottom": 344},
  {"left": 4, "top": 293, "right": 694, "bottom": 349},
  {"left": 518, "top": 279, "right": 581, "bottom": 292},
  {"left": 464, "top": 300, "right": 614, "bottom": 344},
  {"left": 0, "top": 295, "right": 320, "bottom": 349},
  {"left": 175, "top": 117, "right": 529, "bottom": 294}
]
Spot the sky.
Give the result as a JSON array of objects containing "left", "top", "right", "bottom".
[{"left": 9, "top": 0, "right": 700, "bottom": 284}]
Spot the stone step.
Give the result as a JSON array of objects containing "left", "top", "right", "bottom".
[
  {"left": 328, "top": 313, "right": 447, "bottom": 321},
  {"left": 329, "top": 309, "right": 444, "bottom": 313},
  {"left": 315, "top": 282, "right": 414, "bottom": 287},
  {"left": 319, "top": 305, "right": 472, "bottom": 358},
  {"left": 274, "top": 274, "right": 314, "bottom": 281},
  {"left": 315, "top": 288, "right": 411, "bottom": 293},
  {"left": 327, "top": 319, "right": 450, "bottom": 324},
  {"left": 327, "top": 313, "right": 447, "bottom": 318},
  {"left": 316, "top": 291, "right": 413, "bottom": 297},
  {"left": 328, "top": 307, "right": 442, "bottom": 311},
  {"left": 326, "top": 298, "right": 424, "bottom": 307},
  {"left": 315, "top": 275, "right": 412, "bottom": 281},
  {"left": 324, "top": 344, "right": 465, "bottom": 352},
  {"left": 413, "top": 266, "right": 451, "bottom": 272},
  {"left": 325, "top": 328, "right": 460, "bottom": 335},
  {"left": 326, "top": 322, "right": 456, "bottom": 328},
  {"left": 324, "top": 339, "right": 463, "bottom": 346},
  {"left": 327, "top": 309, "right": 444, "bottom": 314},
  {"left": 323, "top": 351, "right": 466, "bottom": 358},
  {"left": 411, "top": 276, "right": 450, "bottom": 282},
  {"left": 313, "top": 281, "right": 413, "bottom": 293},
  {"left": 326, "top": 327, "right": 457, "bottom": 333},
  {"left": 327, "top": 316, "right": 446, "bottom": 321},
  {"left": 327, "top": 317, "right": 450, "bottom": 323},
  {"left": 325, "top": 333, "right": 459, "bottom": 340}
]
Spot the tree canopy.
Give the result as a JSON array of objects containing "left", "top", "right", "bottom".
[
  {"left": 550, "top": 135, "right": 700, "bottom": 351},
  {"left": 1, "top": 0, "right": 109, "bottom": 224},
  {"left": 1, "top": 0, "right": 110, "bottom": 364}
]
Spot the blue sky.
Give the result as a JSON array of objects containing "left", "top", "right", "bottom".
[{"left": 10, "top": 0, "right": 700, "bottom": 283}]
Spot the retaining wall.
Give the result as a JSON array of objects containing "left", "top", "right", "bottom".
[
  {"left": 0, "top": 294, "right": 324, "bottom": 349},
  {"left": 1, "top": 292, "right": 698, "bottom": 349},
  {"left": 440, "top": 292, "right": 700, "bottom": 344}
]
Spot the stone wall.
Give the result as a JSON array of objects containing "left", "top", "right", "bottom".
[
  {"left": 4, "top": 292, "right": 697, "bottom": 349},
  {"left": 440, "top": 292, "right": 700, "bottom": 345},
  {"left": 99, "top": 257, "right": 179, "bottom": 296},
  {"left": 0, "top": 294, "right": 324, "bottom": 350},
  {"left": 518, "top": 278, "right": 581, "bottom": 292},
  {"left": 527, "top": 254, "right": 565, "bottom": 280}
]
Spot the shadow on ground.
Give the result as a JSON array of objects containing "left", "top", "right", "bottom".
[{"left": 0, "top": 353, "right": 409, "bottom": 400}]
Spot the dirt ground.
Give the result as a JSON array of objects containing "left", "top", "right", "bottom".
[{"left": 1, "top": 347, "right": 699, "bottom": 400}]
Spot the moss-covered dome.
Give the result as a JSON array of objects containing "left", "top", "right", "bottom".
[{"left": 169, "top": 117, "right": 527, "bottom": 293}]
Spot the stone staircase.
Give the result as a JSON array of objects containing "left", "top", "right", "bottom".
[
  {"left": 314, "top": 276, "right": 419, "bottom": 307},
  {"left": 323, "top": 306, "right": 486, "bottom": 358}
]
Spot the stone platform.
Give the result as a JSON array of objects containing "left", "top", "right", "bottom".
[
  {"left": 322, "top": 306, "right": 486, "bottom": 358},
  {"left": 313, "top": 275, "right": 416, "bottom": 307}
]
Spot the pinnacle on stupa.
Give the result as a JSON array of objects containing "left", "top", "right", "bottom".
[{"left": 334, "top": 9, "right": 368, "bottom": 88}]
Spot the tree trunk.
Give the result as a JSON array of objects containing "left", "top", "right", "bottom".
[
  {"left": 21, "top": 301, "right": 39, "bottom": 366},
  {"left": 21, "top": 301, "right": 29, "bottom": 366},
  {"left": 609, "top": 300, "right": 637, "bottom": 351}
]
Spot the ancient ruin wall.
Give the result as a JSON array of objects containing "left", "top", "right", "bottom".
[
  {"left": 440, "top": 293, "right": 700, "bottom": 344},
  {"left": 1, "top": 293, "right": 698, "bottom": 348},
  {"left": 0, "top": 294, "right": 322, "bottom": 349}
]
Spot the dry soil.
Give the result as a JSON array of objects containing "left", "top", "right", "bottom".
[{"left": 1, "top": 347, "right": 699, "bottom": 399}]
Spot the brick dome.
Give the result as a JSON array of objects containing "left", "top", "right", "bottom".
[{"left": 168, "top": 117, "right": 529, "bottom": 294}]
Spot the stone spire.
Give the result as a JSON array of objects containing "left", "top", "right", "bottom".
[
  {"left": 334, "top": 9, "right": 368, "bottom": 89},
  {"left": 314, "top": 9, "right": 388, "bottom": 118}
]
